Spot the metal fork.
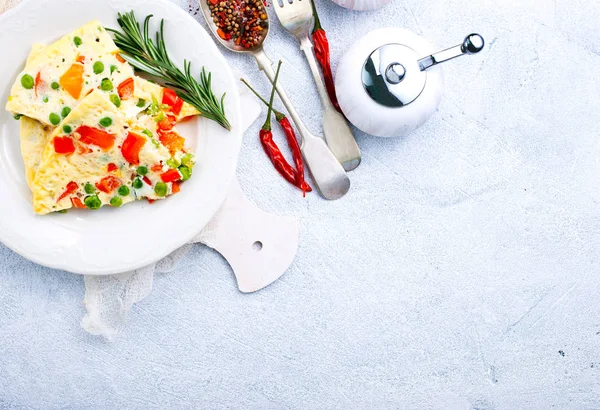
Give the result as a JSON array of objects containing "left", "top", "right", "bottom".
[{"left": 273, "top": 0, "right": 361, "bottom": 171}]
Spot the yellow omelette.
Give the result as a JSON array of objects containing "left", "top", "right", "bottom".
[{"left": 15, "top": 28, "right": 199, "bottom": 209}]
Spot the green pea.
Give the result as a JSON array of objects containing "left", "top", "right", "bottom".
[
  {"left": 84, "top": 195, "right": 101, "bottom": 210},
  {"left": 141, "top": 129, "right": 153, "bottom": 138},
  {"left": 42, "top": 96, "right": 49, "bottom": 103},
  {"left": 100, "top": 78, "right": 113, "bottom": 91},
  {"left": 13, "top": 114, "right": 23, "bottom": 120},
  {"left": 136, "top": 98, "right": 146, "bottom": 108},
  {"left": 133, "top": 178, "right": 143, "bottom": 189},
  {"left": 154, "top": 182, "right": 168, "bottom": 197},
  {"left": 49, "top": 113, "right": 61, "bottom": 126},
  {"left": 109, "top": 94, "right": 121, "bottom": 107},
  {"left": 99, "top": 117, "right": 112, "bottom": 127},
  {"left": 166, "top": 158, "right": 180, "bottom": 169},
  {"left": 93, "top": 61, "right": 104, "bottom": 74},
  {"left": 61, "top": 106, "right": 71, "bottom": 118},
  {"left": 21, "top": 74, "right": 34, "bottom": 89},
  {"left": 110, "top": 196, "right": 123, "bottom": 207},
  {"left": 179, "top": 165, "right": 192, "bottom": 181},
  {"left": 181, "top": 153, "right": 194, "bottom": 167},
  {"left": 118, "top": 185, "right": 130, "bottom": 196},
  {"left": 110, "top": 65, "right": 118, "bottom": 74},
  {"left": 73, "top": 36, "right": 82, "bottom": 46},
  {"left": 62, "top": 125, "right": 72, "bottom": 134},
  {"left": 84, "top": 183, "right": 96, "bottom": 194},
  {"left": 136, "top": 166, "right": 148, "bottom": 176},
  {"left": 51, "top": 82, "right": 60, "bottom": 90}
]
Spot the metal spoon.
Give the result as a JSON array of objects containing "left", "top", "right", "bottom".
[{"left": 199, "top": 1, "right": 350, "bottom": 200}]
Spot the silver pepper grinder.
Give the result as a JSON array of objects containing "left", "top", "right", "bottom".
[{"left": 335, "top": 28, "right": 484, "bottom": 137}]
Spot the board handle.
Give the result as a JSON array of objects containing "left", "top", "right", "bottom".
[{"left": 196, "top": 179, "right": 299, "bottom": 292}]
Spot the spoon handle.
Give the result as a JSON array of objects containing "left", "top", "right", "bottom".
[
  {"left": 298, "top": 36, "right": 361, "bottom": 172},
  {"left": 252, "top": 49, "right": 350, "bottom": 200}
]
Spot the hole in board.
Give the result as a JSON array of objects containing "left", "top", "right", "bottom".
[{"left": 252, "top": 241, "right": 263, "bottom": 252}]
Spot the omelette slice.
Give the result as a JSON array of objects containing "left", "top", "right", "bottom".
[
  {"left": 32, "top": 90, "right": 137, "bottom": 214},
  {"left": 31, "top": 90, "right": 195, "bottom": 214},
  {"left": 19, "top": 42, "right": 199, "bottom": 192},
  {"left": 6, "top": 20, "right": 134, "bottom": 126},
  {"left": 20, "top": 117, "right": 51, "bottom": 189}
]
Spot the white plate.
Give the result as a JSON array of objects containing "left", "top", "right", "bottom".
[{"left": 0, "top": 0, "right": 242, "bottom": 275}]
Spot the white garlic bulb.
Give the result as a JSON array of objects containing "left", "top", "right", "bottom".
[{"left": 329, "top": 0, "right": 392, "bottom": 11}]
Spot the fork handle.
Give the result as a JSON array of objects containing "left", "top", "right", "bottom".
[
  {"left": 252, "top": 48, "right": 350, "bottom": 200},
  {"left": 299, "top": 36, "right": 361, "bottom": 171}
]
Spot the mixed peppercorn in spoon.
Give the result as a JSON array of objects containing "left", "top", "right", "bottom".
[{"left": 208, "top": 0, "right": 269, "bottom": 49}]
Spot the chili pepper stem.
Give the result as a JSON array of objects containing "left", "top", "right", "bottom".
[
  {"left": 262, "top": 61, "right": 283, "bottom": 131},
  {"left": 310, "top": 0, "right": 323, "bottom": 33},
  {"left": 241, "top": 78, "right": 285, "bottom": 122}
]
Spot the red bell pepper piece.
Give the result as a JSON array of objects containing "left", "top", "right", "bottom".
[
  {"left": 71, "top": 197, "right": 86, "bottom": 209},
  {"left": 53, "top": 137, "right": 75, "bottom": 155},
  {"left": 34, "top": 72, "right": 42, "bottom": 97},
  {"left": 162, "top": 88, "right": 183, "bottom": 115},
  {"left": 121, "top": 132, "right": 146, "bottom": 165},
  {"left": 160, "top": 168, "right": 181, "bottom": 183},
  {"left": 113, "top": 51, "right": 126, "bottom": 63},
  {"left": 117, "top": 77, "right": 134, "bottom": 100},
  {"left": 76, "top": 126, "right": 116, "bottom": 151},
  {"left": 57, "top": 181, "right": 79, "bottom": 202},
  {"left": 157, "top": 114, "right": 176, "bottom": 131},
  {"left": 158, "top": 131, "right": 185, "bottom": 156},
  {"left": 95, "top": 175, "right": 121, "bottom": 194}
]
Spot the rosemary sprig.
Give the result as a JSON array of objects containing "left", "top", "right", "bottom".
[{"left": 107, "top": 11, "right": 231, "bottom": 130}]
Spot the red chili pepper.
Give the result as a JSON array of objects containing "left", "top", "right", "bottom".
[
  {"left": 255, "top": 62, "right": 312, "bottom": 194},
  {"left": 241, "top": 78, "right": 311, "bottom": 195},
  {"left": 310, "top": 0, "right": 341, "bottom": 113},
  {"left": 278, "top": 116, "right": 311, "bottom": 195}
]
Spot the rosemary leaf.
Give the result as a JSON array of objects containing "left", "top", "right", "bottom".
[{"left": 107, "top": 11, "right": 231, "bottom": 130}]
